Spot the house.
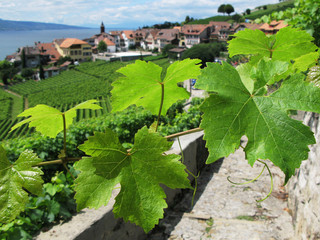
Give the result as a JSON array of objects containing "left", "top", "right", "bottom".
[
  {"left": 168, "top": 47, "right": 186, "bottom": 59},
  {"left": 180, "top": 24, "right": 212, "bottom": 48},
  {"left": 93, "top": 37, "right": 116, "bottom": 53},
  {"left": 209, "top": 21, "right": 233, "bottom": 42},
  {"left": 259, "top": 20, "right": 288, "bottom": 34},
  {"left": 156, "top": 29, "right": 180, "bottom": 51},
  {"left": 19, "top": 46, "right": 41, "bottom": 68},
  {"left": 143, "top": 29, "right": 160, "bottom": 50},
  {"left": 233, "top": 22, "right": 263, "bottom": 33},
  {"left": 122, "top": 30, "right": 136, "bottom": 50},
  {"left": 133, "top": 29, "right": 150, "bottom": 48},
  {"left": 54, "top": 38, "right": 92, "bottom": 61},
  {"left": 83, "top": 22, "right": 112, "bottom": 46},
  {"left": 110, "top": 31, "right": 125, "bottom": 51},
  {"left": 36, "top": 42, "right": 61, "bottom": 64}
]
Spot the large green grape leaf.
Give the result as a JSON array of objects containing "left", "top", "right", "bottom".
[
  {"left": 196, "top": 62, "right": 320, "bottom": 182},
  {"left": 0, "top": 145, "right": 43, "bottom": 222},
  {"left": 111, "top": 59, "right": 201, "bottom": 115},
  {"left": 228, "top": 27, "right": 317, "bottom": 62},
  {"left": 292, "top": 52, "right": 319, "bottom": 72},
  {"left": 74, "top": 126, "right": 191, "bottom": 232},
  {"left": 11, "top": 100, "right": 102, "bottom": 138}
]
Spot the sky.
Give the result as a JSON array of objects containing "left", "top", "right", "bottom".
[{"left": 0, "top": 0, "right": 279, "bottom": 29}]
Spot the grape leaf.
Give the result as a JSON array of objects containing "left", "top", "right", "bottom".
[
  {"left": 293, "top": 52, "right": 319, "bottom": 72},
  {"left": 11, "top": 100, "right": 102, "bottom": 138},
  {"left": 111, "top": 59, "right": 201, "bottom": 115},
  {"left": 74, "top": 127, "right": 191, "bottom": 232},
  {"left": 196, "top": 62, "right": 320, "bottom": 182},
  {"left": 0, "top": 145, "right": 43, "bottom": 223},
  {"left": 228, "top": 27, "right": 317, "bottom": 62},
  {"left": 250, "top": 58, "right": 289, "bottom": 86}
]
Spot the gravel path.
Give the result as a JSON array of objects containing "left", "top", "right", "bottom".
[{"left": 148, "top": 141, "right": 296, "bottom": 240}]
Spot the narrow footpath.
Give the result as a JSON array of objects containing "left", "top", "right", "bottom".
[{"left": 149, "top": 141, "right": 296, "bottom": 240}]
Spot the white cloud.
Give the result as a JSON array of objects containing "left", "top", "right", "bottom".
[{"left": 0, "top": 0, "right": 279, "bottom": 28}]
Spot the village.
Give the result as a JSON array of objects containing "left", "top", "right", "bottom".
[{"left": 4, "top": 20, "right": 287, "bottom": 80}]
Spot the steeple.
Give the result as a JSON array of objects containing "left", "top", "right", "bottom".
[{"left": 100, "top": 22, "right": 105, "bottom": 33}]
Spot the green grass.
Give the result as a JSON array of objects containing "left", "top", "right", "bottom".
[
  {"left": 188, "top": 0, "right": 294, "bottom": 24},
  {"left": 0, "top": 89, "right": 23, "bottom": 120},
  {"left": 246, "top": 0, "right": 294, "bottom": 19}
]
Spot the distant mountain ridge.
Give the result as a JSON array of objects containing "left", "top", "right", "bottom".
[{"left": 0, "top": 19, "right": 89, "bottom": 31}]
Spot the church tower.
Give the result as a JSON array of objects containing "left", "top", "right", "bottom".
[{"left": 100, "top": 22, "right": 105, "bottom": 33}]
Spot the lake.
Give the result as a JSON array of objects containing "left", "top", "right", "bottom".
[{"left": 0, "top": 28, "right": 103, "bottom": 60}]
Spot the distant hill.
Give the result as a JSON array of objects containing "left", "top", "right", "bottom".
[
  {"left": 0, "top": 19, "right": 89, "bottom": 31},
  {"left": 188, "top": 0, "right": 294, "bottom": 24}
]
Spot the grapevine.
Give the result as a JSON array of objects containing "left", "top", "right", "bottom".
[{"left": 0, "top": 27, "right": 319, "bottom": 234}]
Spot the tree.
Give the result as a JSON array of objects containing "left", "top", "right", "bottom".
[
  {"left": 225, "top": 4, "right": 235, "bottom": 15},
  {"left": 246, "top": 8, "right": 251, "bottom": 15},
  {"left": 39, "top": 64, "right": 45, "bottom": 80},
  {"left": 162, "top": 44, "right": 176, "bottom": 56},
  {"left": 21, "top": 48, "right": 26, "bottom": 68},
  {"left": 232, "top": 14, "right": 244, "bottom": 23},
  {"left": 0, "top": 60, "right": 15, "bottom": 85},
  {"left": 21, "top": 68, "right": 34, "bottom": 79},
  {"left": 218, "top": 4, "right": 226, "bottom": 15},
  {"left": 57, "top": 56, "right": 72, "bottom": 65},
  {"left": 97, "top": 40, "right": 108, "bottom": 53},
  {"left": 181, "top": 43, "right": 224, "bottom": 67}
]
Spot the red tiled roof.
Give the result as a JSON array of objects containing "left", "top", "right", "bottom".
[
  {"left": 156, "top": 29, "right": 179, "bottom": 41},
  {"left": 233, "top": 23, "right": 262, "bottom": 31},
  {"left": 122, "top": 30, "right": 135, "bottom": 39},
  {"left": 37, "top": 42, "right": 61, "bottom": 61},
  {"left": 103, "top": 38, "right": 115, "bottom": 46},
  {"left": 181, "top": 24, "right": 209, "bottom": 35},
  {"left": 59, "top": 38, "right": 90, "bottom": 48},
  {"left": 259, "top": 20, "right": 288, "bottom": 32}
]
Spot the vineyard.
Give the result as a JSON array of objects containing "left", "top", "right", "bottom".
[
  {"left": 0, "top": 91, "right": 12, "bottom": 121},
  {"left": 0, "top": 59, "right": 170, "bottom": 141}
]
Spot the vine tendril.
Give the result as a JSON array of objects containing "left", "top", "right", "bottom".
[{"left": 227, "top": 159, "right": 273, "bottom": 202}]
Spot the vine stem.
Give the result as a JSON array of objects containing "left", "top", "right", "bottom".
[
  {"left": 61, "top": 113, "right": 75, "bottom": 179},
  {"left": 62, "top": 113, "right": 67, "bottom": 158},
  {"left": 34, "top": 127, "right": 204, "bottom": 167},
  {"left": 155, "top": 83, "right": 165, "bottom": 132},
  {"left": 165, "top": 127, "right": 203, "bottom": 139}
]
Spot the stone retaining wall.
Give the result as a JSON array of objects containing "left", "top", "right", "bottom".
[
  {"left": 36, "top": 131, "right": 207, "bottom": 240},
  {"left": 287, "top": 112, "right": 320, "bottom": 240}
]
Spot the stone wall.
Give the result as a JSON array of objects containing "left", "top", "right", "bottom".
[{"left": 287, "top": 112, "right": 320, "bottom": 240}]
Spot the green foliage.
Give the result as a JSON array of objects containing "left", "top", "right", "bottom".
[
  {"left": 57, "top": 56, "right": 72, "bottom": 66},
  {"left": 196, "top": 28, "right": 319, "bottom": 183},
  {"left": 225, "top": 4, "right": 235, "bottom": 15},
  {"left": 9, "top": 61, "right": 125, "bottom": 108},
  {"left": 228, "top": 27, "right": 317, "bottom": 61},
  {"left": 182, "top": 43, "right": 224, "bottom": 67},
  {"left": 97, "top": 40, "right": 108, "bottom": 52},
  {"left": 162, "top": 44, "right": 176, "bottom": 56},
  {"left": 0, "top": 171, "right": 76, "bottom": 240},
  {"left": 0, "top": 145, "right": 43, "bottom": 223},
  {"left": 21, "top": 68, "right": 34, "bottom": 79},
  {"left": 75, "top": 126, "right": 191, "bottom": 232},
  {"left": 1, "top": 26, "right": 320, "bottom": 236},
  {"left": 111, "top": 59, "right": 201, "bottom": 115},
  {"left": 11, "top": 100, "right": 101, "bottom": 138}
]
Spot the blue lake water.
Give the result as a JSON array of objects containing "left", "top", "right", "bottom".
[{"left": 0, "top": 28, "right": 102, "bottom": 60}]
